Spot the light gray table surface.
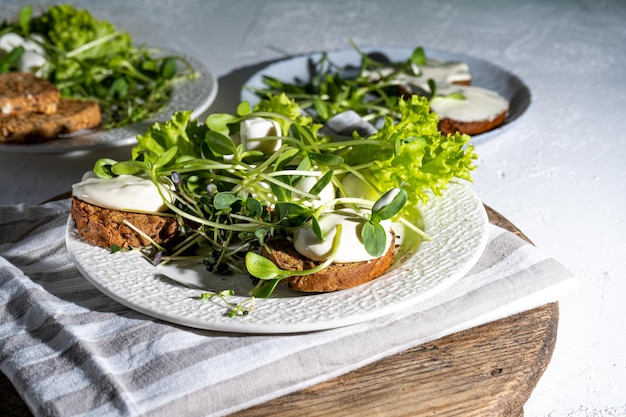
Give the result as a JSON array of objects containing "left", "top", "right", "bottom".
[{"left": 1, "top": 1, "right": 624, "bottom": 416}]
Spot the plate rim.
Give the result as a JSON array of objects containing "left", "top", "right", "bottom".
[
  {"left": 0, "top": 48, "right": 218, "bottom": 154},
  {"left": 240, "top": 45, "right": 531, "bottom": 143},
  {"left": 66, "top": 180, "right": 490, "bottom": 334}
]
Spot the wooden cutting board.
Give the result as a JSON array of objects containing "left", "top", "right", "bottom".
[
  {"left": 0, "top": 205, "right": 558, "bottom": 417},
  {"left": 229, "top": 205, "right": 558, "bottom": 417}
]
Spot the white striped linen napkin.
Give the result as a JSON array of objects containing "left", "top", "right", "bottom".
[{"left": 1, "top": 199, "right": 576, "bottom": 417}]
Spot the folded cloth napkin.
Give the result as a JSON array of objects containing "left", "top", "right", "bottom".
[{"left": 0, "top": 200, "right": 577, "bottom": 417}]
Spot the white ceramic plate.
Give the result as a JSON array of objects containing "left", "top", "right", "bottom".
[
  {"left": 0, "top": 50, "right": 218, "bottom": 154},
  {"left": 241, "top": 46, "right": 531, "bottom": 143},
  {"left": 66, "top": 181, "right": 489, "bottom": 334}
]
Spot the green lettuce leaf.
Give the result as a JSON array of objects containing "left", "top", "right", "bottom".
[
  {"left": 342, "top": 95, "right": 478, "bottom": 218},
  {"left": 253, "top": 93, "right": 321, "bottom": 137},
  {"left": 30, "top": 4, "right": 131, "bottom": 57},
  {"left": 132, "top": 111, "right": 208, "bottom": 164}
]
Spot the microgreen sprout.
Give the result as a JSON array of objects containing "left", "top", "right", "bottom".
[
  {"left": 439, "top": 91, "right": 467, "bottom": 100},
  {"left": 109, "top": 244, "right": 123, "bottom": 254},
  {"left": 363, "top": 188, "right": 408, "bottom": 257},
  {"left": 247, "top": 40, "right": 449, "bottom": 126},
  {"left": 199, "top": 290, "right": 256, "bottom": 317}
]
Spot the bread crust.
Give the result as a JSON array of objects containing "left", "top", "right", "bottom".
[
  {"left": 0, "top": 72, "right": 59, "bottom": 115},
  {"left": 71, "top": 197, "right": 179, "bottom": 249},
  {"left": 438, "top": 108, "right": 507, "bottom": 136},
  {"left": 0, "top": 98, "right": 101, "bottom": 143},
  {"left": 259, "top": 234, "right": 397, "bottom": 292}
]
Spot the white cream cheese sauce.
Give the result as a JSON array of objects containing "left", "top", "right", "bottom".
[
  {"left": 293, "top": 210, "right": 393, "bottom": 263},
  {"left": 72, "top": 172, "right": 172, "bottom": 213},
  {"left": 430, "top": 85, "right": 509, "bottom": 122}
]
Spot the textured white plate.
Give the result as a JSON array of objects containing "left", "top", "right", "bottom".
[
  {"left": 241, "top": 46, "right": 531, "bottom": 143},
  {"left": 66, "top": 181, "right": 489, "bottom": 334},
  {"left": 0, "top": 50, "right": 218, "bottom": 154}
]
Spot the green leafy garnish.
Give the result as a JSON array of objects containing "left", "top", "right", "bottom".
[
  {"left": 340, "top": 95, "right": 477, "bottom": 220},
  {"left": 90, "top": 93, "right": 476, "bottom": 299},
  {"left": 246, "top": 41, "right": 434, "bottom": 125},
  {"left": 109, "top": 244, "right": 123, "bottom": 254},
  {"left": 247, "top": 41, "right": 472, "bottom": 127},
  {"left": 362, "top": 188, "right": 407, "bottom": 257}
]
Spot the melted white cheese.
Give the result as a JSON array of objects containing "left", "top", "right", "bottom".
[
  {"left": 72, "top": 173, "right": 172, "bottom": 213},
  {"left": 430, "top": 85, "right": 509, "bottom": 123},
  {"left": 240, "top": 117, "right": 282, "bottom": 153},
  {"left": 293, "top": 210, "right": 393, "bottom": 263}
]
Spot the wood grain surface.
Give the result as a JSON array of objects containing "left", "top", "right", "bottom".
[{"left": 0, "top": 205, "right": 558, "bottom": 417}]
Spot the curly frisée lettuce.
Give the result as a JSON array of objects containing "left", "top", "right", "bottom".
[
  {"left": 133, "top": 111, "right": 208, "bottom": 164},
  {"left": 92, "top": 93, "right": 477, "bottom": 298},
  {"left": 341, "top": 95, "right": 477, "bottom": 220}
]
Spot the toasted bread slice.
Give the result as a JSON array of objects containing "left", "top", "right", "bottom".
[
  {"left": 438, "top": 109, "right": 508, "bottom": 136},
  {"left": 0, "top": 72, "right": 59, "bottom": 115},
  {"left": 71, "top": 197, "right": 180, "bottom": 249},
  {"left": 0, "top": 98, "right": 102, "bottom": 143},
  {"left": 259, "top": 234, "right": 397, "bottom": 292},
  {"left": 430, "top": 85, "right": 509, "bottom": 136},
  {"left": 53, "top": 99, "right": 102, "bottom": 133}
]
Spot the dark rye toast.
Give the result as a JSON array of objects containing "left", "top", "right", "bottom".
[
  {"left": 259, "top": 233, "right": 397, "bottom": 293},
  {"left": 0, "top": 72, "right": 59, "bottom": 115},
  {"left": 71, "top": 197, "right": 180, "bottom": 249},
  {"left": 0, "top": 98, "right": 102, "bottom": 143}
]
